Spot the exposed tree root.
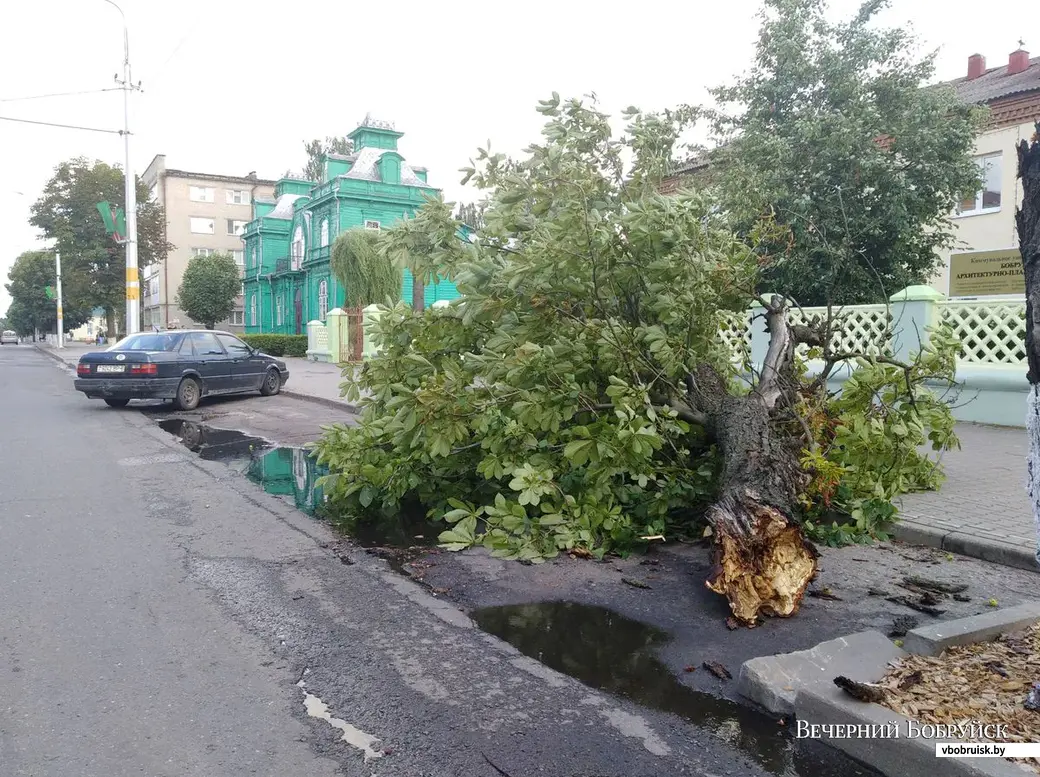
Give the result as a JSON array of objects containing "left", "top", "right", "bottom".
[{"left": 706, "top": 493, "right": 819, "bottom": 625}]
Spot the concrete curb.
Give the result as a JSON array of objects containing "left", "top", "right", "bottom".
[
  {"left": 33, "top": 344, "right": 76, "bottom": 370},
  {"left": 892, "top": 519, "right": 1038, "bottom": 574},
  {"left": 281, "top": 388, "right": 360, "bottom": 415},
  {"left": 761, "top": 603, "right": 1040, "bottom": 777},
  {"left": 795, "top": 687, "right": 1026, "bottom": 777},
  {"left": 902, "top": 600, "right": 1040, "bottom": 656}
]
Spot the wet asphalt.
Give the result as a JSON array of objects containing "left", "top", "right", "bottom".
[
  {"left": 12, "top": 343, "right": 1033, "bottom": 777},
  {"left": 0, "top": 344, "right": 795, "bottom": 776}
]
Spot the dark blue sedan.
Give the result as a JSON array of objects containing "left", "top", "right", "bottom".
[{"left": 74, "top": 329, "right": 290, "bottom": 410}]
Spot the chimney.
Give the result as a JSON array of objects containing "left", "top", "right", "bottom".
[
  {"left": 967, "top": 53, "right": 986, "bottom": 80},
  {"left": 1009, "top": 47, "right": 1030, "bottom": 75}
]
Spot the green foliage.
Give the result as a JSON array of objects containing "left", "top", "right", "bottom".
[
  {"left": 4, "top": 251, "right": 91, "bottom": 335},
  {"left": 330, "top": 229, "right": 401, "bottom": 309},
  {"left": 705, "top": 0, "right": 986, "bottom": 305},
  {"left": 176, "top": 252, "right": 241, "bottom": 329},
  {"left": 801, "top": 324, "right": 961, "bottom": 544},
  {"left": 29, "top": 157, "right": 171, "bottom": 330},
  {"left": 241, "top": 334, "right": 307, "bottom": 357},
  {"left": 302, "top": 136, "right": 353, "bottom": 183},
  {"left": 312, "top": 95, "right": 743, "bottom": 559}
]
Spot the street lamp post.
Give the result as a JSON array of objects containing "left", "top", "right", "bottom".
[
  {"left": 55, "top": 250, "right": 64, "bottom": 348},
  {"left": 103, "top": 0, "right": 140, "bottom": 336}
]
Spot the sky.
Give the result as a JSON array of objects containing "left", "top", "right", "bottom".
[{"left": 0, "top": 0, "right": 1028, "bottom": 315}]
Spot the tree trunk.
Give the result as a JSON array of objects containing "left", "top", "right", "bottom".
[
  {"left": 412, "top": 273, "right": 425, "bottom": 312},
  {"left": 687, "top": 298, "right": 819, "bottom": 625},
  {"left": 106, "top": 306, "right": 116, "bottom": 339},
  {"left": 1018, "top": 123, "right": 1040, "bottom": 566}
]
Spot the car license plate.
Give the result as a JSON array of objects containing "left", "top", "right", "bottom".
[{"left": 95, "top": 364, "right": 125, "bottom": 373}]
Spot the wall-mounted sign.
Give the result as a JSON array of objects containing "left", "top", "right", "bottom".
[{"left": 948, "top": 248, "right": 1024, "bottom": 297}]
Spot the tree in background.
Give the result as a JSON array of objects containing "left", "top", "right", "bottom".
[
  {"left": 4, "top": 250, "right": 90, "bottom": 337},
  {"left": 704, "top": 0, "right": 984, "bottom": 306},
  {"left": 455, "top": 202, "right": 486, "bottom": 229},
  {"left": 176, "top": 252, "right": 241, "bottom": 329},
  {"left": 301, "top": 136, "right": 354, "bottom": 183},
  {"left": 330, "top": 229, "right": 401, "bottom": 308},
  {"left": 29, "top": 158, "right": 171, "bottom": 336}
]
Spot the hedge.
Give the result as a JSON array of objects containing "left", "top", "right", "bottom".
[{"left": 242, "top": 334, "right": 308, "bottom": 358}]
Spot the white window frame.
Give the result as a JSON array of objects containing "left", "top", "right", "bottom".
[
  {"left": 276, "top": 295, "right": 283, "bottom": 326},
  {"left": 318, "top": 279, "right": 329, "bottom": 321},
  {"left": 251, "top": 247, "right": 257, "bottom": 269},
  {"left": 190, "top": 217, "right": 215, "bottom": 234},
  {"left": 232, "top": 249, "right": 245, "bottom": 266},
  {"left": 226, "top": 189, "right": 250, "bottom": 205},
  {"left": 192, "top": 247, "right": 215, "bottom": 257},
  {"left": 227, "top": 219, "right": 247, "bottom": 236},
  {"left": 230, "top": 310, "right": 244, "bottom": 325},
  {"left": 189, "top": 186, "right": 214, "bottom": 203},
  {"left": 291, "top": 225, "right": 305, "bottom": 269},
  {"left": 364, "top": 220, "right": 381, "bottom": 230},
  {"left": 320, "top": 218, "right": 329, "bottom": 247},
  {"left": 956, "top": 153, "right": 1002, "bottom": 216},
  {"left": 250, "top": 295, "right": 257, "bottom": 326}
]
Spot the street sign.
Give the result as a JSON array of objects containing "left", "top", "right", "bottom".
[{"left": 96, "top": 201, "right": 127, "bottom": 243}]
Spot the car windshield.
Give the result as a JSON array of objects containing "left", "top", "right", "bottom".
[{"left": 110, "top": 333, "right": 183, "bottom": 352}]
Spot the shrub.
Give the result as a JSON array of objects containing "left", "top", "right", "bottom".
[{"left": 242, "top": 334, "right": 308, "bottom": 358}]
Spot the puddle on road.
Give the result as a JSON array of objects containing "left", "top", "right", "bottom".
[
  {"left": 157, "top": 418, "right": 439, "bottom": 548},
  {"left": 159, "top": 419, "right": 264, "bottom": 461},
  {"left": 472, "top": 602, "right": 880, "bottom": 777}
]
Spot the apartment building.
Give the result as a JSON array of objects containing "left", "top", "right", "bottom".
[
  {"left": 141, "top": 155, "right": 276, "bottom": 332},
  {"left": 932, "top": 47, "right": 1040, "bottom": 299}
]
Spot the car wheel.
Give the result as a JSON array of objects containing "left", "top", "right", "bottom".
[
  {"left": 104, "top": 398, "right": 130, "bottom": 408},
  {"left": 174, "top": 377, "right": 201, "bottom": 411},
  {"left": 260, "top": 368, "right": 281, "bottom": 397}
]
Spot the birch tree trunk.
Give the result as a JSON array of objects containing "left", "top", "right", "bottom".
[{"left": 1019, "top": 124, "right": 1040, "bottom": 566}]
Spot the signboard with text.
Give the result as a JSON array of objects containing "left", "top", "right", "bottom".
[{"left": 948, "top": 248, "right": 1024, "bottom": 297}]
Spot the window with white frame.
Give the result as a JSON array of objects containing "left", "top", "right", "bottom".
[
  {"left": 276, "top": 295, "right": 283, "bottom": 326},
  {"left": 190, "top": 217, "right": 215, "bottom": 234},
  {"left": 958, "top": 153, "right": 1002, "bottom": 215},
  {"left": 318, "top": 279, "right": 329, "bottom": 321},
  {"left": 192, "top": 247, "right": 215, "bottom": 257},
  {"left": 320, "top": 219, "right": 329, "bottom": 247},
  {"left": 189, "top": 186, "right": 214, "bottom": 203},
  {"left": 226, "top": 189, "right": 250, "bottom": 205},
  {"left": 230, "top": 310, "right": 244, "bottom": 325},
  {"left": 251, "top": 247, "right": 257, "bottom": 269},
  {"left": 250, "top": 295, "right": 257, "bottom": 326},
  {"left": 364, "top": 220, "right": 380, "bottom": 230},
  {"left": 292, "top": 225, "right": 304, "bottom": 268},
  {"left": 232, "top": 249, "right": 245, "bottom": 266},
  {"left": 227, "top": 219, "right": 247, "bottom": 236}
]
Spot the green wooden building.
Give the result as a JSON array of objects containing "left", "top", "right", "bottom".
[{"left": 242, "top": 116, "right": 459, "bottom": 334}]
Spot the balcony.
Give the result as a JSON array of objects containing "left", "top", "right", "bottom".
[
  {"left": 305, "top": 245, "right": 331, "bottom": 265},
  {"left": 275, "top": 256, "right": 305, "bottom": 275}
]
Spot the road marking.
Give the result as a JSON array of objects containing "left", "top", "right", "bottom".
[{"left": 296, "top": 678, "right": 383, "bottom": 761}]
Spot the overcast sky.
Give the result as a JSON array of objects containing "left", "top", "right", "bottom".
[{"left": 0, "top": 0, "right": 1027, "bottom": 315}]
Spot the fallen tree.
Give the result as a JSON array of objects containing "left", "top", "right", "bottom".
[{"left": 313, "top": 97, "right": 960, "bottom": 625}]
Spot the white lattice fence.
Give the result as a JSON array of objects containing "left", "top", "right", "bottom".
[
  {"left": 718, "top": 312, "right": 751, "bottom": 361},
  {"left": 786, "top": 304, "right": 891, "bottom": 357},
  {"left": 940, "top": 300, "right": 1027, "bottom": 365}
]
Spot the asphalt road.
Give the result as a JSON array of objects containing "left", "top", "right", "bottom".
[{"left": 1, "top": 343, "right": 805, "bottom": 777}]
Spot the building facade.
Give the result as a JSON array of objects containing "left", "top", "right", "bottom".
[
  {"left": 930, "top": 48, "right": 1040, "bottom": 299},
  {"left": 142, "top": 155, "right": 276, "bottom": 332},
  {"left": 242, "top": 117, "right": 458, "bottom": 335}
]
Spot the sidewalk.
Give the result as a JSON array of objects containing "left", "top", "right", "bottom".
[
  {"left": 33, "top": 341, "right": 1038, "bottom": 572},
  {"left": 34, "top": 341, "right": 359, "bottom": 411}
]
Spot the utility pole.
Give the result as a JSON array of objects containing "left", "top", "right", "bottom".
[
  {"left": 55, "top": 250, "right": 64, "bottom": 349},
  {"left": 105, "top": 0, "right": 141, "bottom": 336}
]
